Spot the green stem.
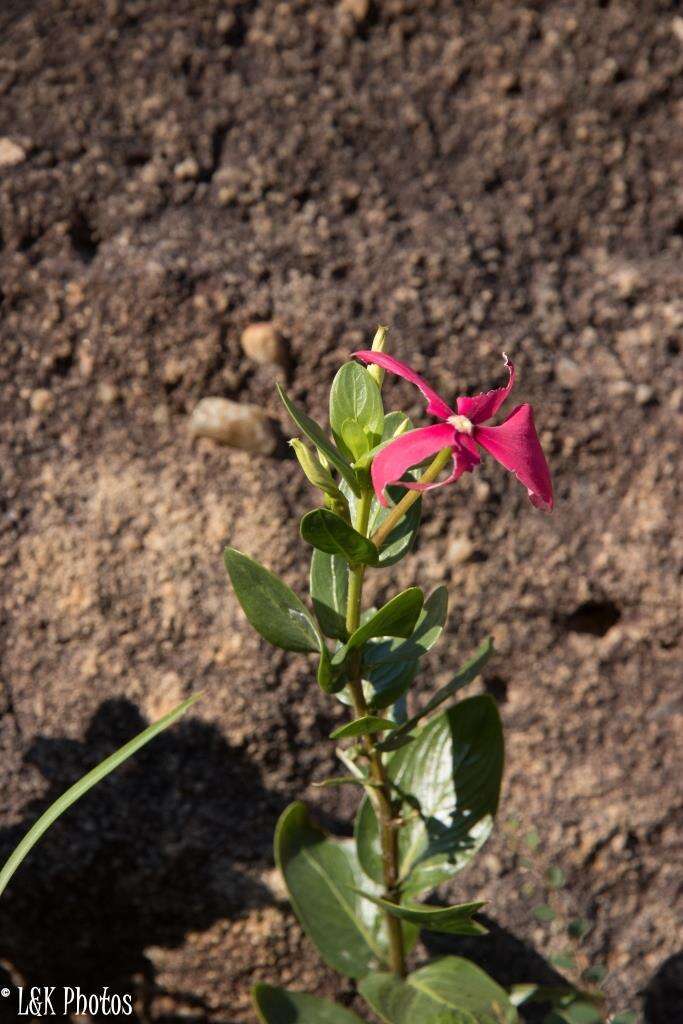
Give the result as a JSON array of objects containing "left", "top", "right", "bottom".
[
  {"left": 371, "top": 446, "right": 452, "bottom": 549},
  {"left": 345, "top": 487, "right": 406, "bottom": 977}
]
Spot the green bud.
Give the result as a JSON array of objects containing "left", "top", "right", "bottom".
[
  {"left": 290, "top": 439, "right": 344, "bottom": 502},
  {"left": 368, "top": 325, "right": 388, "bottom": 387}
]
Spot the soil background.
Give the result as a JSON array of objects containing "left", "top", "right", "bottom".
[{"left": 0, "top": 1, "right": 681, "bottom": 1021}]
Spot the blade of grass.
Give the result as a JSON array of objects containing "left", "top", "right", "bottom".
[{"left": 0, "top": 693, "right": 201, "bottom": 898}]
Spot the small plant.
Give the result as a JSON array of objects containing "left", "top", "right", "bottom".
[{"left": 224, "top": 329, "right": 565, "bottom": 1024}]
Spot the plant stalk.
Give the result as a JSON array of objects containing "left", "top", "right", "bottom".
[
  {"left": 345, "top": 489, "right": 406, "bottom": 978},
  {"left": 371, "top": 446, "right": 452, "bottom": 549}
]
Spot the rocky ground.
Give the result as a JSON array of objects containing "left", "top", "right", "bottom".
[{"left": 0, "top": 1, "right": 681, "bottom": 1021}]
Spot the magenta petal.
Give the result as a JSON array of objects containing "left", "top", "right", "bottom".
[
  {"left": 474, "top": 404, "right": 553, "bottom": 511},
  {"left": 353, "top": 350, "right": 455, "bottom": 420},
  {"left": 456, "top": 355, "right": 515, "bottom": 424},
  {"left": 370, "top": 423, "right": 457, "bottom": 507}
]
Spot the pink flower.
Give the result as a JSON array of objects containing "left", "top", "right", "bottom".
[{"left": 353, "top": 351, "right": 553, "bottom": 512}]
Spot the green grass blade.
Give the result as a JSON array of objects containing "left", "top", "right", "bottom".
[{"left": 0, "top": 693, "right": 201, "bottom": 898}]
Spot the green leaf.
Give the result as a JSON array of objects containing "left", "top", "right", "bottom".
[
  {"left": 341, "top": 476, "right": 421, "bottom": 567},
  {"left": 568, "top": 918, "right": 591, "bottom": 940},
  {"left": 341, "top": 418, "right": 371, "bottom": 461},
  {"left": 359, "top": 957, "right": 519, "bottom": 1024},
  {"left": 331, "top": 716, "right": 397, "bottom": 740},
  {"left": 274, "top": 802, "right": 416, "bottom": 979},
  {"left": 253, "top": 983, "right": 365, "bottom": 1024},
  {"left": 357, "top": 894, "right": 488, "bottom": 935},
  {"left": 611, "top": 1013, "right": 637, "bottom": 1024},
  {"left": 525, "top": 828, "right": 541, "bottom": 851},
  {"left": 310, "top": 549, "right": 348, "bottom": 642},
  {"left": 533, "top": 904, "right": 556, "bottom": 923},
  {"left": 546, "top": 866, "right": 566, "bottom": 889},
  {"left": 581, "top": 965, "right": 606, "bottom": 984},
  {"left": 0, "top": 695, "right": 200, "bottom": 898},
  {"left": 278, "top": 384, "right": 360, "bottom": 496},
  {"left": 379, "top": 638, "right": 494, "bottom": 752},
  {"left": 552, "top": 1002, "right": 603, "bottom": 1024},
  {"left": 224, "top": 547, "right": 321, "bottom": 653},
  {"left": 317, "top": 645, "right": 345, "bottom": 694},
  {"left": 301, "top": 509, "right": 379, "bottom": 567},
  {"left": 363, "top": 587, "right": 448, "bottom": 666},
  {"left": 356, "top": 696, "right": 504, "bottom": 896},
  {"left": 550, "top": 953, "right": 577, "bottom": 972},
  {"left": 347, "top": 588, "right": 424, "bottom": 651},
  {"left": 365, "top": 658, "right": 419, "bottom": 711},
  {"left": 330, "top": 362, "right": 384, "bottom": 458}
]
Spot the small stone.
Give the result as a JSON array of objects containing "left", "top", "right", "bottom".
[
  {"left": 240, "top": 322, "right": 288, "bottom": 368},
  {"left": 189, "top": 397, "right": 276, "bottom": 454},
  {"left": 448, "top": 535, "right": 475, "bottom": 565},
  {"left": 340, "top": 0, "right": 369, "bottom": 21},
  {"left": 635, "top": 383, "right": 654, "bottom": 406},
  {"left": 0, "top": 138, "right": 26, "bottom": 168},
  {"left": 29, "top": 388, "right": 54, "bottom": 414},
  {"left": 174, "top": 157, "right": 200, "bottom": 181},
  {"left": 97, "top": 381, "right": 119, "bottom": 404},
  {"left": 555, "top": 356, "right": 583, "bottom": 389}
]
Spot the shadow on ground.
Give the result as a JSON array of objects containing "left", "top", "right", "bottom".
[
  {"left": 0, "top": 699, "right": 283, "bottom": 1023},
  {"left": 425, "top": 919, "right": 682, "bottom": 1024}
]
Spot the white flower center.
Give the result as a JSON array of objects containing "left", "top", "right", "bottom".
[{"left": 447, "top": 414, "right": 473, "bottom": 435}]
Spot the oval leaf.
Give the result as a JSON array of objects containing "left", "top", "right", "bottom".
[
  {"left": 310, "top": 549, "right": 348, "bottom": 641},
  {"left": 225, "top": 547, "right": 321, "bottom": 653},
  {"left": 330, "top": 362, "right": 384, "bottom": 457},
  {"left": 355, "top": 696, "right": 504, "bottom": 896},
  {"left": 331, "top": 716, "right": 397, "bottom": 740},
  {"left": 341, "top": 476, "right": 421, "bottom": 567},
  {"left": 253, "top": 984, "right": 365, "bottom": 1024},
  {"left": 278, "top": 384, "right": 360, "bottom": 496},
  {"left": 347, "top": 588, "right": 424, "bottom": 651},
  {"left": 275, "top": 802, "right": 416, "bottom": 979},
  {"left": 301, "top": 509, "right": 379, "bottom": 567},
  {"left": 359, "top": 957, "right": 519, "bottom": 1024}
]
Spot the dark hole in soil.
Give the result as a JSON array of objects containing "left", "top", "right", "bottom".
[
  {"left": 559, "top": 599, "right": 621, "bottom": 636},
  {"left": 69, "top": 210, "right": 98, "bottom": 263}
]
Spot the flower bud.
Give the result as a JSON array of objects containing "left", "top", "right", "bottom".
[
  {"left": 290, "top": 439, "right": 344, "bottom": 502},
  {"left": 368, "top": 326, "right": 388, "bottom": 387}
]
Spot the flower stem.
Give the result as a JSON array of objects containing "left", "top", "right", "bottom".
[
  {"left": 345, "top": 488, "right": 406, "bottom": 978},
  {"left": 371, "top": 446, "right": 452, "bottom": 550}
]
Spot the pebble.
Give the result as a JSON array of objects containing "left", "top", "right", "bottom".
[
  {"left": 29, "top": 388, "right": 54, "bottom": 414},
  {"left": 189, "top": 397, "right": 276, "bottom": 454},
  {"left": 340, "top": 0, "right": 369, "bottom": 21},
  {"left": 174, "top": 157, "right": 199, "bottom": 181},
  {"left": 555, "top": 356, "right": 583, "bottom": 389},
  {"left": 240, "top": 322, "right": 288, "bottom": 368},
  {"left": 0, "top": 137, "right": 26, "bottom": 167},
  {"left": 448, "top": 535, "right": 475, "bottom": 565},
  {"left": 635, "top": 383, "right": 654, "bottom": 406}
]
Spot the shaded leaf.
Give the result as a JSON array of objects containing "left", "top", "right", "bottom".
[
  {"left": 253, "top": 983, "right": 365, "bottom": 1024},
  {"left": 331, "top": 716, "right": 397, "bottom": 740},
  {"left": 347, "top": 588, "right": 424, "bottom": 650},
  {"left": 301, "top": 509, "right": 379, "bottom": 566},
  {"left": 533, "top": 904, "right": 556, "bottom": 923},
  {"left": 225, "top": 547, "right": 321, "bottom": 653},
  {"left": 359, "top": 956, "right": 519, "bottom": 1024},
  {"left": 310, "top": 549, "right": 348, "bottom": 641},
  {"left": 274, "top": 802, "right": 416, "bottom": 979},
  {"left": 363, "top": 587, "right": 448, "bottom": 666},
  {"left": 0, "top": 695, "right": 200, "bottom": 898},
  {"left": 356, "top": 894, "right": 488, "bottom": 936},
  {"left": 379, "top": 638, "right": 494, "bottom": 752},
  {"left": 278, "top": 384, "right": 360, "bottom": 495},
  {"left": 356, "top": 696, "right": 504, "bottom": 896}
]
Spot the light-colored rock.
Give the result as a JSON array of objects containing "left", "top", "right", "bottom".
[
  {"left": 30, "top": 388, "right": 54, "bottom": 414},
  {"left": 0, "top": 137, "right": 26, "bottom": 168},
  {"left": 189, "top": 397, "right": 276, "bottom": 454},
  {"left": 635, "top": 384, "right": 654, "bottom": 406},
  {"left": 448, "top": 535, "right": 475, "bottom": 565},
  {"left": 340, "top": 0, "right": 369, "bottom": 21},
  {"left": 555, "top": 355, "right": 583, "bottom": 389},
  {"left": 240, "top": 321, "right": 288, "bottom": 367},
  {"left": 174, "top": 157, "right": 200, "bottom": 181}
]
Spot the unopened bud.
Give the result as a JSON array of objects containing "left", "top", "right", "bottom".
[
  {"left": 368, "top": 325, "right": 388, "bottom": 387},
  {"left": 290, "top": 439, "right": 344, "bottom": 501}
]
